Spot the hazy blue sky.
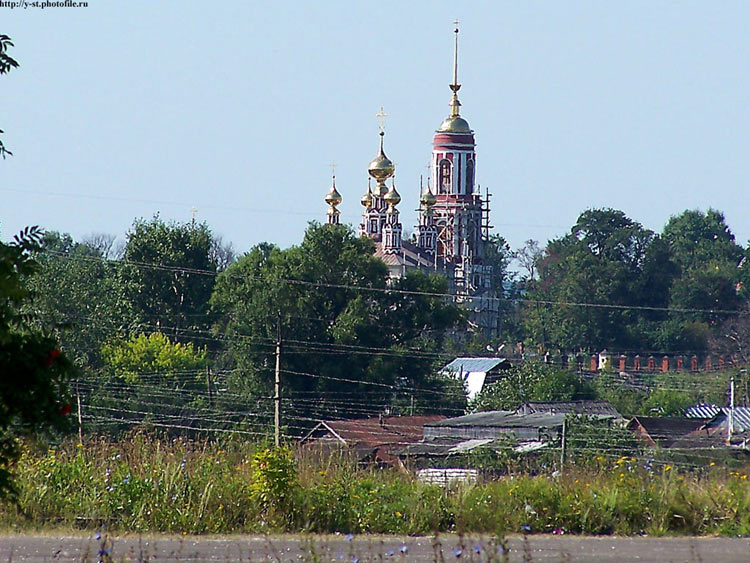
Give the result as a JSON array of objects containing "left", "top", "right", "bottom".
[{"left": 2, "top": 1, "right": 749, "bottom": 255}]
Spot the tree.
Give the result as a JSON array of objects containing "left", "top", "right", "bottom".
[
  {"left": 470, "top": 361, "right": 594, "bottom": 412},
  {"left": 101, "top": 332, "right": 206, "bottom": 384},
  {"left": 0, "top": 227, "right": 75, "bottom": 500},
  {"left": 120, "top": 217, "right": 221, "bottom": 343},
  {"left": 662, "top": 209, "right": 744, "bottom": 342},
  {"left": 211, "top": 223, "right": 464, "bottom": 428},
  {"left": 24, "top": 231, "right": 134, "bottom": 369},
  {"left": 515, "top": 239, "right": 543, "bottom": 281},
  {"left": 524, "top": 209, "right": 676, "bottom": 352},
  {"left": 87, "top": 332, "right": 209, "bottom": 435},
  {"left": 0, "top": 34, "right": 19, "bottom": 159}
]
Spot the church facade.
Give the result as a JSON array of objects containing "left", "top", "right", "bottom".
[{"left": 323, "top": 26, "right": 501, "bottom": 336}]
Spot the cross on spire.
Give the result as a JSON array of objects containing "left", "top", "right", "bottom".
[
  {"left": 330, "top": 161, "right": 337, "bottom": 179},
  {"left": 376, "top": 106, "right": 388, "bottom": 133}
]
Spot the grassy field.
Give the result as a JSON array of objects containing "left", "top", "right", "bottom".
[{"left": 2, "top": 434, "right": 750, "bottom": 537}]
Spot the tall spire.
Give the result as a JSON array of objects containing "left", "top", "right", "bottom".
[
  {"left": 449, "top": 19, "right": 461, "bottom": 118},
  {"left": 368, "top": 106, "right": 395, "bottom": 196}
]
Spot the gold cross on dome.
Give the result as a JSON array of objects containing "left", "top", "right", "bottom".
[
  {"left": 453, "top": 18, "right": 459, "bottom": 32},
  {"left": 376, "top": 106, "right": 388, "bottom": 132},
  {"left": 330, "top": 161, "right": 337, "bottom": 177},
  {"left": 190, "top": 206, "right": 198, "bottom": 221}
]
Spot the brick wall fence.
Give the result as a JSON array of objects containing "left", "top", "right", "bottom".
[{"left": 542, "top": 351, "right": 738, "bottom": 374}]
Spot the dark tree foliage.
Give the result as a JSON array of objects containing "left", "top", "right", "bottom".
[
  {"left": 211, "top": 223, "right": 464, "bottom": 428},
  {"left": 120, "top": 217, "right": 220, "bottom": 344},
  {"left": 0, "top": 227, "right": 75, "bottom": 500},
  {"left": 25, "top": 231, "right": 135, "bottom": 368},
  {"left": 470, "top": 361, "right": 594, "bottom": 413},
  {"left": 524, "top": 209, "right": 677, "bottom": 352}
]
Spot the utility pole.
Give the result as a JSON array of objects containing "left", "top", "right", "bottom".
[
  {"left": 274, "top": 310, "right": 282, "bottom": 448},
  {"left": 560, "top": 418, "right": 567, "bottom": 472},
  {"left": 206, "top": 366, "right": 212, "bottom": 409},
  {"left": 76, "top": 383, "right": 83, "bottom": 445},
  {"left": 728, "top": 376, "right": 735, "bottom": 446}
]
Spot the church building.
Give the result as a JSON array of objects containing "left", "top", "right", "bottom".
[{"left": 323, "top": 25, "right": 501, "bottom": 336}]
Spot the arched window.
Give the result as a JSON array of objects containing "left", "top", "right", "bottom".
[
  {"left": 438, "top": 159, "right": 452, "bottom": 194},
  {"left": 465, "top": 159, "right": 474, "bottom": 194}
]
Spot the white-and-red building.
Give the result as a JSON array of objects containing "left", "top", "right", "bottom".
[{"left": 323, "top": 25, "right": 500, "bottom": 335}]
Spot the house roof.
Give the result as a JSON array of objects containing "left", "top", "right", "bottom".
[
  {"left": 304, "top": 415, "right": 445, "bottom": 449},
  {"left": 685, "top": 405, "right": 750, "bottom": 432},
  {"left": 398, "top": 436, "right": 548, "bottom": 457},
  {"left": 373, "top": 240, "right": 437, "bottom": 269},
  {"left": 425, "top": 410, "right": 568, "bottom": 429},
  {"left": 627, "top": 416, "right": 709, "bottom": 448},
  {"left": 518, "top": 400, "right": 621, "bottom": 417},
  {"left": 441, "top": 357, "right": 510, "bottom": 374}
]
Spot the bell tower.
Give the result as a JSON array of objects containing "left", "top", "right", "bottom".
[{"left": 427, "top": 21, "right": 491, "bottom": 295}]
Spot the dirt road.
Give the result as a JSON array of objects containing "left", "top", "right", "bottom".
[{"left": 1, "top": 533, "right": 749, "bottom": 562}]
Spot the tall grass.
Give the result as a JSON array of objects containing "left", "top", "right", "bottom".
[{"left": 3, "top": 434, "right": 750, "bottom": 536}]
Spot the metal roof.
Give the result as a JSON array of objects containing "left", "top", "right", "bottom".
[
  {"left": 441, "top": 357, "right": 509, "bottom": 374},
  {"left": 518, "top": 400, "right": 621, "bottom": 417},
  {"left": 685, "top": 405, "right": 750, "bottom": 432}
]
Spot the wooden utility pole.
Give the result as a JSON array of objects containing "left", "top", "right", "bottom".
[
  {"left": 728, "top": 376, "right": 735, "bottom": 445},
  {"left": 560, "top": 418, "right": 567, "bottom": 472},
  {"left": 76, "top": 383, "right": 83, "bottom": 445},
  {"left": 274, "top": 311, "right": 282, "bottom": 448},
  {"left": 206, "top": 366, "right": 212, "bottom": 409}
]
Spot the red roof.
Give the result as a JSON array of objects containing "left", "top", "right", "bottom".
[{"left": 305, "top": 415, "right": 446, "bottom": 464}]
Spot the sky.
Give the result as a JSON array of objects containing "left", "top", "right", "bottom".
[{"left": 2, "top": 1, "right": 750, "bottom": 257}]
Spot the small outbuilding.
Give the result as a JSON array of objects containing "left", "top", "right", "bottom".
[{"left": 440, "top": 357, "right": 512, "bottom": 400}]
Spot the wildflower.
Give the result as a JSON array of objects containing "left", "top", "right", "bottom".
[
  {"left": 520, "top": 524, "right": 532, "bottom": 533},
  {"left": 400, "top": 545, "right": 408, "bottom": 554},
  {"left": 664, "top": 465, "right": 672, "bottom": 472},
  {"left": 346, "top": 533, "right": 354, "bottom": 542},
  {"left": 122, "top": 476, "right": 130, "bottom": 484},
  {"left": 395, "top": 511, "right": 402, "bottom": 518},
  {"left": 709, "top": 461, "right": 716, "bottom": 467},
  {"left": 98, "top": 548, "right": 110, "bottom": 556},
  {"left": 386, "top": 549, "right": 394, "bottom": 557},
  {"left": 94, "top": 531, "right": 102, "bottom": 540},
  {"left": 552, "top": 528, "right": 564, "bottom": 535},
  {"left": 453, "top": 547, "right": 463, "bottom": 558},
  {"left": 352, "top": 558, "right": 359, "bottom": 563},
  {"left": 473, "top": 544, "right": 481, "bottom": 554}
]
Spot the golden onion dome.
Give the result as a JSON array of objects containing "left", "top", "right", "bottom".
[
  {"left": 360, "top": 185, "right": 373, "bottom": 208},
  {"left": 325, "top": 180, "right": 342, "bottom": 206},
  {"left": 421, "top": 187, "right": 437, "bottom": 208},
  {"left": 368, "top": 132, "right": 395, "bottom": 181},
  {"left": 384, "top": 183, "right": 401, "bottom": 207},
  {"left": 437, "top": 115, "right": 472, "bottom": 133}
]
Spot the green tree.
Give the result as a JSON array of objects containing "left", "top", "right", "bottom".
[
  {"left": 0, "top": 34, "right": 19, "bottom": 159},
  {"left": 661, "top": 209, "right": 744, "bottom": 345},
  {"left": 87, "top": 332, "right": 209, "bottom": 435},
  {"left": 0, "top": 227, "right": 75, "bottom": 499},
  {"left": 524, "top": 209, "right": 676, "bottom": 352},
  {"left": 211, "top": 223, "right": 464, "bottom": 428},
  {"left": 24, "top": 231, "right": 134, "bottom": 369},
  {"left": 470, "top": 361, "right": 594, "bottom": 412},
  {"left": 101, "top": 332, "right": 207, "bottom": 384},
  {"left": 120, "top": 217, "right": 222, "bottom": 343}
]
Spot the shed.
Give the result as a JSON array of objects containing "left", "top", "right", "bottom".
[
  {"left": 301, "top": 415, "right": 445, "bottom": 465},
  {"left": 518, "top": 400, "right": 621, "bottom": 417},
  {"left": 627, "top": 416, "right": 710, "bottom": 448}
]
